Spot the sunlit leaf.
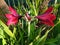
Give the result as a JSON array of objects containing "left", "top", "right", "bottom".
[{"left": 0, "top": 20, "right": 14, "bottom": 38}]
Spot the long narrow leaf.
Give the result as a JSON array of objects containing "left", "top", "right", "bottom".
[{"left": 0, "top": 20, "right": 14, "bottom": 38}]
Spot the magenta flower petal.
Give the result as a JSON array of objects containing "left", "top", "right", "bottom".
[
  {"left": 7, "top": 18, "right": 18, "bottom": 26},
  {"left": 41, "top": 19, "right": 54, "bottom": 26},
  {"left": 35, "top": 13, "right": 48, "bottom": 21},
  {"left": 9, "top": 6, "right": 18, "bottom": 16},
  {"left": 5, "top": 6, "right": 20, "bottom": 26},
  {"left": 49, "top": 13, "right": 56, "bottom": 21},
  {"left": 36, "top": 13, "right": 56, "bottom": 21},
  {"left": 44, "top": 6, "right": 53, "bottom": 13},
  {"left": 5, "top": 14, "right": 15, "bottom": 19},
  {"left": 6, "top": 15, "right": 18, "bottom": 26}
]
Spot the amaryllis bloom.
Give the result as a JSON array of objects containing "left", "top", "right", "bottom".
[
  {"left": 25, "top": 13, "right": 31, "bottom": 21},
  {"left": 35, "top": 6, "right": 56, "bottom": 26},
  {"left": 5, "top": 6, "right": 21, "bottom": 26}
]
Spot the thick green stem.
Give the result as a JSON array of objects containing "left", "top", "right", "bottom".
[
  {"left": 28, "top": 21, "right": 30, "bottom": 37},
  {"left": 28, "top": 21, "right": 30, "bottom": 45}
]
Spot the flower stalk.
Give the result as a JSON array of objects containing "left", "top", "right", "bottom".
[{"left": 28, "top": 21, "right": 30, "bottom": 37}]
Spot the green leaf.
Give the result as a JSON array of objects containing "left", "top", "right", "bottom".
[
  {"left": 0, "top": 28, "right": 4, "bottom": 38},
  {"left": 53, "top": 23, "right": 60, "bottom": 37},
  {"left": 0, "top": 25, "right": 6, "bottom": 45},
  {"left": 0, "top": 20, "right": 14, "bottom": 38},
  {"left": 29, "top": 22, "right": 35, "bottom": 41},
  {"left": 45, "top": 38, "right": 58, "bottom": 44},
  {"left": 33, "top": 30, "right": 49, "bottom": 45}
]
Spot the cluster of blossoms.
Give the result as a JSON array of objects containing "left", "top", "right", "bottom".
[{"left": 5, "top": 6, "right": 56, "bottom": 26}]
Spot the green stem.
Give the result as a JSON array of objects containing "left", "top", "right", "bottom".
[
  {"left": 28, "top": 21, "right": 30, "bottom": 45},
  {"left": 49, "top": 21, "right": 60, "bottom": 32},
  {"left": 28, "top": 21, "right": 30, "bottom": 37},
  {"left": 33, "top": 1, "right": 37, "bottom": 16}
]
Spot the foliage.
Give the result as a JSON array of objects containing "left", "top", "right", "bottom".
[{"left": 0, "top": 0, "right": 60, "bottom": 45}]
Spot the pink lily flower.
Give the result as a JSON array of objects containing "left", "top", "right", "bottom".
[
  {"left": 35, "top": 6, "right": 56, "bottom": 26},
  {"left": 5, "top": 6, "right": 21, "bottom": 26}
]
